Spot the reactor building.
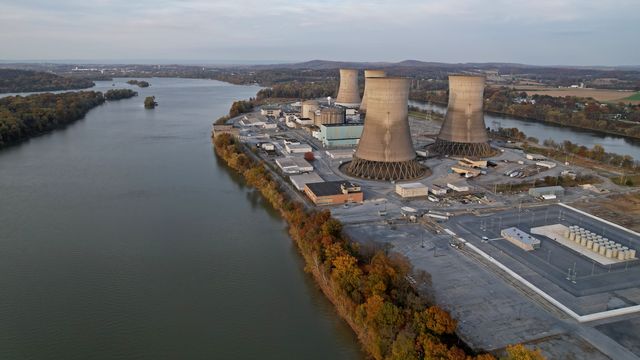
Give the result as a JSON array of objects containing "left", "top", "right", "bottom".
[
  {"left": 335, "top": 69, "right": 361, "bottom": 108},
  {"left": 345, "top": 77, "right": 425, "bottom": 181},
  {"left": 359, "top": 70, "right": 386, "bottom": 113},
  {"left": 432, "top": 75, "right": 493, "bottom": 157}
]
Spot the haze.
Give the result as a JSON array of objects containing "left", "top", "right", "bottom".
[{"left": 1, "top": 0, "right": 639, "bottom": 66}]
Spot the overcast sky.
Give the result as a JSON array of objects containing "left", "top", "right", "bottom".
[{"left": 1, "top": 0, "right": 639, "bottom": 66}]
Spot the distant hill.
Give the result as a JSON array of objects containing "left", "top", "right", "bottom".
[{"left": 0, "top": 69, "right": 94, "bottom": 93}]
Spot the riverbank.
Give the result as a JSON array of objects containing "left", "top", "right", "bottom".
[
  {"left": 411, "top": 97, "right": 640, "bottom": 142},
  {"left": 212, "top": 132, "right": 539, "bottom": 360}
]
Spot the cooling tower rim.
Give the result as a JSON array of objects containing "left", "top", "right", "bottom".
[
  {"left": 364, "top": 70, "right": 387, "bottom": 77},
  {"left": 366, "top": 76, "right": 410, "bottom": 82}
]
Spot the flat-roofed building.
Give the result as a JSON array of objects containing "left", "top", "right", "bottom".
[
  {"left": 501, "top": 227, "right": 541, "bottom": 251},
  {"left": 285, "top": 142, "right": 313, "bottom": 154},
  {"left": 447, "top": 182, "right": 470, "bottom": 192},
  {"left": 430, "top": 185, "right": 448, "bottom": 195},
  {"left": 290, "top": 172, "right": 324, "bottom": 191},
  {"left": 529, "top": 186, "right": 564, "bottom": 197},
  {"left": 275, "top": 157, "right": 313, "bottom": 174},
  {"left": 395, "top": 182, "right": 428, "bottom": 198},
  {"left": 304, "top": 181, "right": 363, "bottom": 206},
  {"left": 260, "top": 105, "right": 282, "bottom": 117}
]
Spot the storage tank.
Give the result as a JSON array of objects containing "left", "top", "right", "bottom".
[
  {"left": 315, "top": 107, "right": 345, "bottom": 126},
  {"left": 335, "top": 69, "right": 361, "bottom": 108},
  {"left": 360, "top": 70, "right": 386, "bottom": 113}
]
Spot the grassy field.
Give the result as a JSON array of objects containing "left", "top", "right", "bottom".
[
  {"left": 623, "top": 92, "right": 640, "bottom": 101},
  {"left": 574, "top": 193, "right": 640, "bottom": 232}
]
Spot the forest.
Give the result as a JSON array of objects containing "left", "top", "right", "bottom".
[
  {"left": 213, "top": 132, "right": 545, "bottom": 360},
  {"left": 411, "top": 87, "right": 640, "bottom": 139},
  {"left": 104, "top": 89, "right": 138, "bottom": 100},
  {"left": 126, "top": 80, "right": 150, "bottom": 88},
  {"left": 0, "top": 91, "right": 105, "bottom": 147},
  {"left": 0, "top": 69, "right": 95, "bottom": 93}
]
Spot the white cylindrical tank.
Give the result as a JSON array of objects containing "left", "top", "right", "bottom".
[
  {"left": 606, "top": 248, "right": 613, "bottom": 258},
  {"left": 569, "top": 232, "right": 576, "bottom": 241},
  {"left": 587, "top": 240, "right": 593, "bottom": 249},
  {"left": 564, "top": 229, "right": 570, "bottom": 238},
  {"left": 599, "top": 247, "right": 607, "bottom": 256},
  {"left": 618, "top": 251, "right": 626, "bottom": 260},
  {"left": 629, "top": 249, "right": 637, "bottom": 259},
  {"left": 593, "top": 243, "right": 600, "bottom": 252}
]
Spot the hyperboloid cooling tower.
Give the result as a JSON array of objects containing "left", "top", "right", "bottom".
[
  {"left": 346, "top": 77, "right": 425, "bottom": 180},
  {"left": 359, "top": 70, "right": 386, "bottom": 112},
  {"left": 335, "top": 69, "right": 361, "bottom": 107},
  {"left": 432, "top": 75, "right": 492, "bottom": 157}
]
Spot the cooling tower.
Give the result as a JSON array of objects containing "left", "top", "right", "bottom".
[
  {"left": 433, "top": 75, "right": 492, "bottom": 157},
  {"left": 346, "top": 77, "right": 425, "bottom": 180},
  {"left": 335, "top": 69, "right": 361, "bottom": 108},
  {"left": 359, "top": 70, "right": 386, "bottom": 112}
]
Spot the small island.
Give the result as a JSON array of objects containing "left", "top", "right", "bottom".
[
  {"left": 104, "top": 89, "right": 138, "bottom": 101},
  {"left": 126, "top": 80, "right": 150, "bottom": 88},
  {"left": 144, "top": 96, "right": 157, "bottom": 109}
]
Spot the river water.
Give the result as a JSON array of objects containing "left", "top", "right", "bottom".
[
  {"left": 409, "top": 100, "right": 640, "bottom": 160},
  {"left": 0, "top": 78, "right": 362, "bottom": 359}
]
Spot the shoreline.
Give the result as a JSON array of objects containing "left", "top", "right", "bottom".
[{"left": 211, "top": 131, "right": 538, "bottom": 360}]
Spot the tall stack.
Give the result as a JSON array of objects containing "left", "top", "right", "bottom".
[
  {"left": 335, "top": 69, "right": 361, "bottom": 108},
  {"left": 346, "top": 77, "right": 425, "bottom": 180},
  {"left": 432, "top": 75, "right": 492, "bottom": 157},
  {"left": 359, "top": 70, "right": 386, "bottom": 112}
]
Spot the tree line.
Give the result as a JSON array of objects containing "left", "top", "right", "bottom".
[
  {"left": 104, "top": 89, "right": 138, "bottom": 100},
  {"left": 213, "top": 132, "right": 545, "bottom": 360},
  {"left": 0, "top": 69, "right": 94, "bottom": 93},
  {"left": 126, "top": 80, "right": 150, "bottom": 88}
]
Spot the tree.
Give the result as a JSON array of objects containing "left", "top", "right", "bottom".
[
  {"left": 144, "top": 96, "right": 157, "bottom": 109},
  {"left": 503, "top": 344, "right": 545, "bottom": 360}
]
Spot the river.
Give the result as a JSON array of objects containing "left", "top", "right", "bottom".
[
  {"left": 409, "top": 100, "right": 640, "bottom": 160},
  {"left": 0, "top": 78, "right": 363, "bottom": 359}
]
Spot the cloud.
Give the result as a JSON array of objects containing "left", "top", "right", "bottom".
[{"left": 0, "top": 0, "right": 638, "bottom": 65}]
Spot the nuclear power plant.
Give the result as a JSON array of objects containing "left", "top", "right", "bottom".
[
  {"left": 335, "top": 69, "right": 361, "bottom": 108},
  {"left": 346, "top": 77, "right": 425, "bottom": 181},
  {"left": 359, "top": 70, "right": 386, "bottom": 112},
  {"left": 432, "top": 75, "right": 493, "bottom": 157}
]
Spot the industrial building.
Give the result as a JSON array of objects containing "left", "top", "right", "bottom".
[
  {"left": 275, "top": 157, "right": 314, "bottom": 174},
  {"left": 432, "top": 75, "right": 493, "bottom": 157},
  {"left": 304, "top": 181, "right": 363, "bottom": 206},
  {"left": 260, "top": 105, "right": 282, "bottom": 117},
  {"left": 536, "top": 160, "right": 557, "bottom": 169},
  {"left": 447, "top": 182, "right": 470, "bottom": 192},
  {"left": 526, "top": 153, "right": 547, "bottom": 161},
  {"left": 284, "top": 142, "right": 313, "bottom": 154},
  {"left": 325, "top": 149, "right": 355, "bottom": 159},
  {"left": 301, "top": 100, "right": 320, "bottom": 119},
  {"left": 529, "top": 186, "right": 564, "bottom": 197},
  {"left": 430, "top": 185, "right": 447, "bottom": 195},
  {"left": 314, "top": 107, "right": 345, "bottom": 126},
  {"left": 395, "top": 182, "right": 429, "bottom": 198},
  {"left": 318, "top": 123, "right": 363, "bottom": 148},
  {"left": 346, "top": 77, "right": 425, "bottom": 180},
  {"left": 501, "top": 227, "right": 541, "bottom": 251},
  {"left": 289, "top": 172, "right": 324, "bottom": 191},
  {"left": 360, "top": 70, "right": 386, "bottom": 112},
  {"left": 335, "top": 69, "right": 361, "bottom": 108}
]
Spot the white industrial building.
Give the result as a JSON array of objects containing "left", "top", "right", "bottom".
[
  {"left": 430, "top": 185, "right": 448, "bottom": 195},
  {"left": 275, "top": 157, "right": 313, "bottom": 174},
  {"left": 536, "top": 160, "right": 557, "bottom": 169},
  {"left": 447, "top": 182, "right": 470, "bottom": 192},
  {"left": 285, "top": 142, "right": 313, "bottom": 154},
  {"left": 501, "top": 227, "right": 541, "bottom": 251},
  {"left": 395, "top": 183, "right": 429, "bottom": 198},
  {"left": 526, "top": 153, "right": 547, "bottom": 161},
  {"left": 325, "top": 149, "right": 354, "bottom": 159}
]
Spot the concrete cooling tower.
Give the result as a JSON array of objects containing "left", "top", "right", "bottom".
[
  {"left": 359, "top": 70, "right": 386, "bottom": 112},
  {"left": 433, "top": 75, "right": 492, "bottom": 157},
  {"left": 346, "top": 77, "right": 425, "bottom": 181},
  {"left": 335, "top": 69, "right": 361, "bottom": 108}
]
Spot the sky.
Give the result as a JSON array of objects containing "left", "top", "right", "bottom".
[{"left": 1, "top": 0, "right": 639, "bottom": 66}]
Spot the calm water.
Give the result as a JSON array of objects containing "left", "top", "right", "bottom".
[
  {"left": 0, "top": 78, "right": 362, "bottom": 359},
  {"left": 409, "top": 100, "right": 640, "bottom": 160}
]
